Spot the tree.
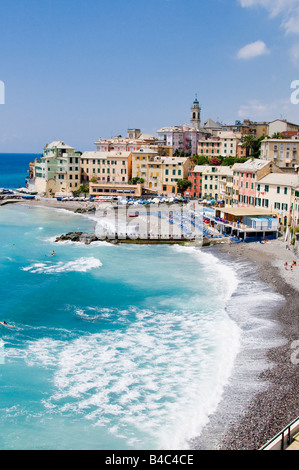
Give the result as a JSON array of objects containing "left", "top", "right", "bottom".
[
  {"left": 90, "top": 176, "right": 97, "bottom": 183},
  {"left": 191, "top": 155, "right": 209, "bottom": 165},
  {"left": 251, "top": 135, "right": 265, "bottom": 157},
  {"left": 242, "top": 134, "right": 264, "bottom": 157},
  {"left": 77, "top": 184, "right": 89, "bottom": 194},
  {"left": 242, "top": 134, "right": 256, "bottom": 156},
  {"left": 271, "top": 132, "right": 282, "bottom": 139},
  {"left": 221, "top": 156, "right": 249, "bottom": 166},
  {"left": 129, "top": 177, "right": 144, "bottom": 184},
  {"left": 221, "top": 156, "right": 237, "bottom": 166},
  {"left": 177, "top": 179, "right": 192, "bottom": 195}
]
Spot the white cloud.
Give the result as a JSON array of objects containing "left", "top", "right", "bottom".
[
  {"left": 238, "top": 97, "right": 297, "bottom": 121},
  {"left": 236, "top": 40, "right": 270, "bottom": 59},
  {"left": 238, "top": 100, "right": 268, "bottom": 118},
  {"left": 238, "top": 0, "right": 299, "bottom": 34}
]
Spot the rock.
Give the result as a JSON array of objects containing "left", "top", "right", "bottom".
[
  {"left": 55, "top": 231, "right": 100, "bottom": 244},
  {"left": 74, "top": 207, "right": 96, "bottom": 213}
]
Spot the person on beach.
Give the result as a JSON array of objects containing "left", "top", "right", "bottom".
[
  {"left": 51, "top": 251, "right": 55, "bottom": 256},
  {"left": 284, "top": 262, "right": 288, "bottom": 270}
]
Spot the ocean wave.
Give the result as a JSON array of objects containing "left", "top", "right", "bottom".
[
  {"left": 171, "top": 244, "right": 239, "bottom": 303},
  {"left": 21, "top": 257, "right": 102, "bottom": 274},
  {"left": 12, "top": 305, "right": 240, "bottom": 450}
]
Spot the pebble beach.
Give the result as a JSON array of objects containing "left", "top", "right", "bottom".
[
  {"left": 209, "top": 239, "right": 299, "bottom": 450},
  {"left": 7, "top": 197, "right": 299, "bottom": 450}
]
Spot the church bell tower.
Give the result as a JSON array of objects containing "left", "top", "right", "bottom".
[{"left": 190, "top": 95, "right": 201, "bottom": 130}]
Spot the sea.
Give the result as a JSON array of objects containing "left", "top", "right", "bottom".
[{"left": 0, "top": 153, "right": 286, "bottom": 450}]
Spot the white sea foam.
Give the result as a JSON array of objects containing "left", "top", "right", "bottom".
[
  {"left": 171, "top": 244, "right": 239, "bottom": 302},
  {"left": 21, "top": 257, "right": 102, "bottom": 274},
  {"left": 13, "top": 304, "right": 240, "bottom": 449}
]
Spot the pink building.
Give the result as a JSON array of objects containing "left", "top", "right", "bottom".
[{"left": 232, "top": 158, "right": 278, "bottom": 207}]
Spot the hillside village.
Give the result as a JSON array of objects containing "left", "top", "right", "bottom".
[{"left": 26, "top": 98, "right": 299, "bottom": 236}]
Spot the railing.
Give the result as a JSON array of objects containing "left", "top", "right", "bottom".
[{"left": 260, "top": 416, "right": 299, "bottom": 450}]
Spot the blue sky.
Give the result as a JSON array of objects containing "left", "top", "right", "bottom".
[{"left": 0, "top": 0, "right": 299, "bottom": 152}]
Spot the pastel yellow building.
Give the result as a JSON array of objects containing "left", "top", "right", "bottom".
[
  {"left": 160, "top": 156, "right": 190, "bottom": 195},
  {"left": 80, "top": 151, "right": 132, "bottom": 184},
  {"left": 260, "top": 138, "right": 299, "bottom": 173},
  {"left": 132, "top": 149, "right": 190, "bottom": 195},
  {"left": 132, "top": 148, "right": 162, "bottom": 191},
  {"left": 200, "top": 165, "right": 234, "bottom": 203}
]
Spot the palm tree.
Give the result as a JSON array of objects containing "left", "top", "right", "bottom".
[{"left": 242, "top": 134, "right": 257, "bottom": 156}]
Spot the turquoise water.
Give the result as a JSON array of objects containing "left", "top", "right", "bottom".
[
  {"left": 0, "top": 203, "right": 242, "bottom": 450},
  {"left": 0, "top": 155, "right": 284, "bottom": 450}
]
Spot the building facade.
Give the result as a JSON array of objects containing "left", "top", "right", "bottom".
[
  {"left": 260, "top": 137, "right": 299, "bottom": 173},
  {"left": 131, "top": 149, "right": 190, "bottom": 195},
  {"left": 268, "top": 119, "right": 299, "bottom": 137},
  {"left": 232, "top": 158, "right": 281, "bottom": 207},
  {"left": 256, "top": 173, "right": 299, "bottom": 226},
  {"left": 80, "top": 151, "right": 132, "bottom": 184},
  {"left": 34, "top": 141, "right": 80, "bottom": 196},
  {"left": 188, "top": 165, "right": 233, "bottom": 203}
]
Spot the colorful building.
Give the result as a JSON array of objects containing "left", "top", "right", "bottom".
[
  {"left": 131, "top": 149, "right": 190, "bottom": 195},
  {"left": 260, "top": 137, "right": 299, "bottom": 173},
  {"left": 34, "top": 141, "right": 80, "bottom": 197},
  {"left": 188, "top": 165, "right": 233, "bottom": 203},
  {"left": 188, "top": 166, "right": 203, "bottom": 198},
  {"left": 94, "top": 131, "right": 158, "bottom": 153},
  {"left": 232, "top": 158, "right": 282, "bottom": 207},
  {"left": 160, "top": 156, "right": 190, "bottom": 195},
  {"left": 256, "top": 173, "right": 299, "bottom": 226},
  {"left": 80, "top": 151, "right": 132, "bottom": 184}
]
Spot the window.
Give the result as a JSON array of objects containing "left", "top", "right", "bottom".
[
  {"left": 284, "top": 187, "right": 288, "bottom": 195},
  {"left": 277, "top": 186, "right": 280, "bottom": 194}
]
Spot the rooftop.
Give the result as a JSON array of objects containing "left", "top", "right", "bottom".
[
  {"left": 81, "top": 150, "right": 132, "bottom": 159},
  {"left": 193, "top": 165, "right": 233, "bottom": 175},
  {"left": 232, "top": 158, "right": 271, "bottom": 172},
  {"left": 258, "top": 173, "right": 299, "bottom": 186},
  {"left": 45, "top": 141, "right": 75, "bottom": 150},
  {"left": 217, "top": 207, "right": 275, "bottom": 217}
]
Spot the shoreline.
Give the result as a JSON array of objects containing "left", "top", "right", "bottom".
[
  {"left": 4, "top": 199, "right": 299, "bottom": 449},
  {"left": 199, "top": 239, "right": 299, "bottom": 450}
]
